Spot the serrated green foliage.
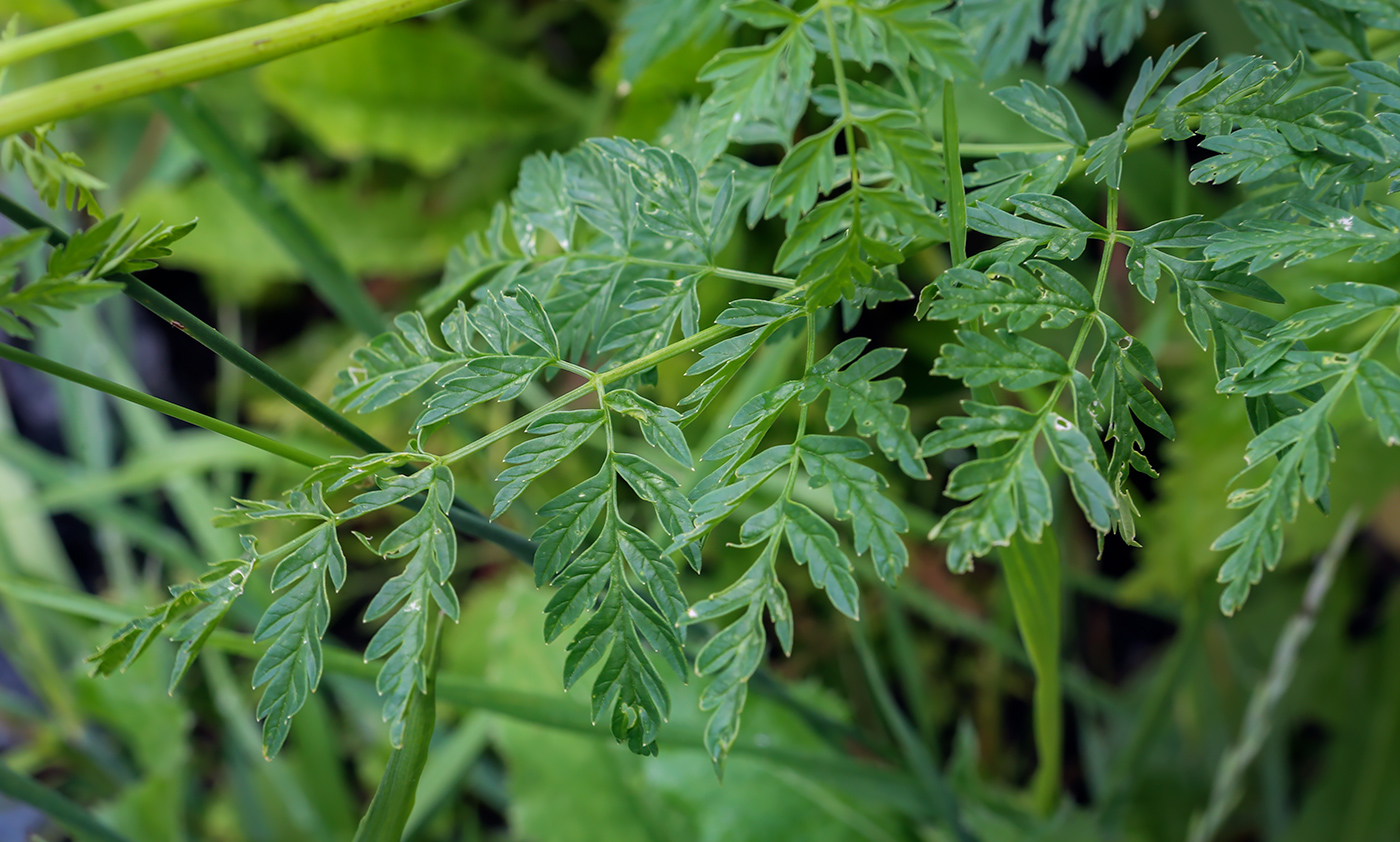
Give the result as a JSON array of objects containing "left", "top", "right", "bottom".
[
  {"left": 1, "top": 126, "right": 107, "bottom": 217},
  {"left": 362, "top": 465, "right": 460, "bottom": 745},
  {"left": 800, "top": 337, "right": 926, "bottom": 478},
  {"left": 1042, "top": 0, "right": 1164, "bottom": 83},
  {"left": 695, "top": 17, "right": 815, "bottom": 167},
  {"left": 89, "top": 537, "right": 257, "bottom": 691},
  {"left": 1209, "top": 284, "right": 1400, "bottom": 613},
  {"left": 81, "top": 0, "right": 1400, "bottom": 788},
  {"left": 0, "top": 214, "right": 194, "bottom": 339},
  {"left": 955, "top": 0, "right": 1043, "bottom": 78},
  {"left": 1205, "top": 202, "right": 1400, "bottom": 273},
  {"left": 253, "top": 520, "right": 345, "bottom": 757},
  {"left": 798, "top": 435, "right": 910, "bottom": 581}
]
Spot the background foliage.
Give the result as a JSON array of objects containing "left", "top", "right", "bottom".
[{"left": 2, "top": 0, "right": 1400, "bottom": 841}]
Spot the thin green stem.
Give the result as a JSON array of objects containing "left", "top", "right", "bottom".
[
  {"left": 0, "top": 194, "right": 386, "bottom": 451},
  {"left": 1063, "top": 187, "right": 1120, "bottom": 376},
  {"left": 1187, "top": 509, "right": 1361, "bottom": 842},
  {"left": 0, "top": 197, "right": 540, "bottom": 560},
  {"left": 942, "top": 79, "right": 968, "bottom": 266},
  {"left": 0, "top": 0, "right": 459, "bottom": 137},
  {"left": 624, "top": 256, "right": 794, "bottom": 290},
  {"left": 0, "top": 0, "right": 248, "bottom": 68},
  {"left": 0, "top": 762, "right": 136, "bottom": 842},
  {"left": 954, "top": 141, "right": 1068, "bottom": 157},
  {"left": 60, "top": 0, "right": 386, "bottom": 337},
  {"left": 440, "top": 294, "right": 801, "bottom": 466},
  {"left": 779, "top": 314, "right": 816, "bottom": 500},
  {"left": 0, "top": 341, "right": 324, "bottom": 467},
  {"left": 821, "top": 1, "right": 862, "bottom": 213}
]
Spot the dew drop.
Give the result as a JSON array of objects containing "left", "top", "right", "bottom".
[{"left": 686, "top": 607, "right": 699, "bottom": 619}]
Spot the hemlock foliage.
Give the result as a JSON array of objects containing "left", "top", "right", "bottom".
[{"left": 4, "top": 0, "right": 1400, "bottom": 819}]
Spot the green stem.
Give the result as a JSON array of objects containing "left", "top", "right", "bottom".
[
  {"left": 0, "top": 762, "right": 135, "bottom": 842},
  {"left": 624, "top": 256, "right": 794, "bottom": 290},
  {"left": 59, "top": 0, "right": 386, "bottom": 337},
  {"left": 0, "top": 0, "right": 458, "bottom": 137},
  {"left": 0, "top": 195, "right": 543, "bottom": 561},
  {"left": 440, "top": 295, "right": 802, "bottom": 466},
  {"left": 1062, "top": 187, "right": 1120, "bottom": 375},
  {"left": 820, "top": 1, "right": 862, "bottom": 214},
  {"left": 0, "top": 193, "right": 385, "bottom": 451},
  {"left": 0, "top": 341, "right": 324, "bottom": 467},
  {"left": 0, "top": 0, "right": 248, "bottom": 68},
  {"left": 1187, "top": 509, "right": 1361, "bottom": 842},
  {"left": 353, "top": 610, "right": 442, "bottom": 842},
  {"left": 942, "top": 79, "right": 967, "bottom": 266}
]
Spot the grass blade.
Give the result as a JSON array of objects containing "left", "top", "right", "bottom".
[
  {"left": 1001, "top": 531, "right": 1063, "bottom": 815},
  {"left": 849, "top": 621, "right": 973, "bottom": 840},
  {"left": 942, "top": 79, "right": 967, "bottom": 265},
  {"left": 1186, "top": 509, "right": 1361, "bottom": 842}
]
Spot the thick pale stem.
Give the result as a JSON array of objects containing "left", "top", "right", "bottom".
[
  {"left": 0, "top": 0, "right": 249, "bottom": 69},
  {"left": 0, "top": 0, "right": 458, "bottom": 136}
]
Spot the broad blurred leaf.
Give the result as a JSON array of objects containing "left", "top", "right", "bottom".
[{"left": 257, "top": 24, "right": 579, "bottom": 174}]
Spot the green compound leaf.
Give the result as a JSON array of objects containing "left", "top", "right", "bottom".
[
  {"left": 780, "top": 499, "right": 860, "bottom": 619},
  {"left": 798, "top": 435, "right": 909, "bottom": 582},
  {"left": 993, "top": 81, "right": 1088, "bottom": 148},
  {"left": 1269, "top": 283, "right": 1400, "bottom": 342},
  {"left": 1, "top": 127, "right": 107, "bottom": 217},
  {"left": 541, "top": 504, "right": 686, "bottom": 756},
  {"left": 0, "top": 215, "right": 195, "bottom": 340},
  {"left": 493, "top": 409, "right": 605, "bottom": 518},
  {"left": 1206, "top": 206, "right": 1400, "bottom": 274},
  {"left": 89, "top": 537, "right": 257, "bottom": 692},
  {"left": 605, "top": 389, "right": 694, "bottom": 469},
  {"left": 1357, "top": 360, "right": 1400, "bottom": 447},
  {"left": 857, "top": 110, "right": 947, "bottom": 203},
  {"left": 934, "top": 329, "right": 1069, "bottom": 391},
  {"left": 1044, "top": 413, "right": 1117, "bottom": 534},
  {"left": 695, "top": 22, "right": 816, "bottom": 166},
  {"left": 918, "top": 262, "right": 1092, "bottom": 330},
  {"left": 335, "top": 312, "right": 459, "bottom": 413},
  {"left": 418, "top": 354, "right": 551, "bottom": 432},
  {"left": 800, "top": 337, "right": 926, "bottom": 479},
  {"left": 254, "top": 521, "right": 346, "bottom": 758},
  {"left": 363, "top": 465, "right": 459, "bottom": 746},
  {"left": 820, "top": 0, "right": 976, "bottom": 79},
  {"left": 931, "top": 438, "right": 1053, "bottom": 573}
]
